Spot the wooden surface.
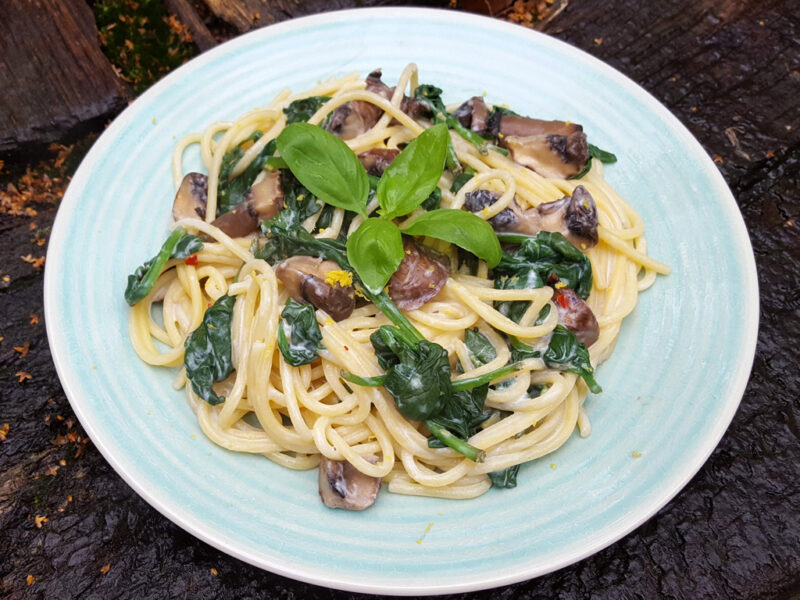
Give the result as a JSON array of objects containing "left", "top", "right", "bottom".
[
  {"left": 1, "top": 1, "right": 799, "bottom": 598},
  {"left": 0, "top": 0, "right": 130, "bottom": 157}
]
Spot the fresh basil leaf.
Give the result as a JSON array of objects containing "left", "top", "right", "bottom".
[
  {"left": 544, "top": 324, "right": 602, "bottom": 393},
  {"left": 125, "top": 228, "right": 202, "bottom": 305},
  {"left": 464, "top": 328, "right": 496, "bottom": 367},
  {"left": 377, "top": 123, "right": 448, "bottom": 220},
  {"left": 276, "top": 122, "right": 369, "bottom": 217},
  {"left": 184, "top": 294, "right": 235, "bottom": 405},
  {"left": 401, "top": 209, "right": 501, "bottom": 267},
  {"left": 283, "top": 96, "right": 329, "bottom": 124},
  {"left": 277, "top": 298, "right": 323, "bottom": 366},
  {"left": 346, "top": 218, "right": 404, "bottom": 294},
  {"left": 489, "top": 465, "right": 519, "bottom": 488}
]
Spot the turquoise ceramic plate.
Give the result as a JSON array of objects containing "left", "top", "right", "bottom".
[{"left": 45, "top": 8, "right": 758, "bottom": 595}]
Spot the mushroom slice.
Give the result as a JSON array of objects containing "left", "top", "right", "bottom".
[
  {"left": 498, "top": 115, "right": 589, "bottom": 179},
  {"left": 452, "top": 96, "right": 491, "bottom": 135},
  {"left": 172, "top": 172, "right": 208, "bottom": 221},
  {"left": 318, "top": 456, "right": 382, "bottom": 510},
  {"left": 552, "top": 283, "right": 599, "bottom": 347},
  {"left": 388, "top": 238, "right": 450, "bottom": 311},
  {"left": 210, "top": 171, "right": 284, "bottom": 238},
  {"left": 358, "top": 148, "right": 399, "bottom": 177},
  {"left": 274, "top": 256, "right": 355, "bottom": 321},
  {"left": 326, "top": 69, "right": 393, "bottom": 140},
  {"left": 463, "top": 185, "right": 599, "bottom": 250}
]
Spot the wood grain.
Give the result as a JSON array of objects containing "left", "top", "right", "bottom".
[{"left": 0, "top": 0, "right": 130, "bottom": 157}]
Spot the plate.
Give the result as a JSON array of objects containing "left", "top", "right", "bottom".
[{"left": 44, "top": 7, "right": 758, "bottom": 595}]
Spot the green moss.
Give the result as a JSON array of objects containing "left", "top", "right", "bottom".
[{"left": 94, "top": 0, "right": 197, "bottom": 94}]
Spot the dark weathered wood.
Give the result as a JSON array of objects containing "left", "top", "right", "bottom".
[
  {"left": 1, "top": 1, "right": 799, "bottom": 598},
  {"left": 0, "top": 0, "right": 130, "bottom": 158},
  {"left": 201, "top": 0, "right": 452, "bottom": 32},
  {"left": 165, "top": 0, "right": 218, "bottom": 52}
]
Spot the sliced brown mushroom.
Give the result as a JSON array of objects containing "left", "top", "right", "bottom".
[
  {"left": 387, "top": 238, "right": 450, "bottom": 311},
  {"left": 274, "top": 256, "right": 355, "bottom": 321},
  {"left": 326, "top": 69, "right": 393, "bottom": 140},
  {"left": 358, "top": 148, "right": 399, "bottom": 177},
  {"left": 318, "top": 456, "right": 382, "bottom": 510},
  {"left": 209, "top": 171, "right": 284, "bottom": 238},
  {"left": 497, "top": 115, "right": 588, "bottom": 179},
  {"left": 551, "top": 283, "right": 599, "bottom": 347},
  {"left": 464, "top": 185, "right": 599, "bottom": 250},
  {"left": 172, "top": 172, "right": 208, "bottom": 221},
  {"left": 173, "top": 171, "right": 283, "bottom": 238},
  {"left": 452, "top": 96, "right": 490, "bottom": 134}
]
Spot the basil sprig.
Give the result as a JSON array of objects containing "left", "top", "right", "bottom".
[
  {"left": 276, "top": 123, "right": 369, "bottom": 217},
  {"left": 345, "top": 217, "right": 404, "bottom": 294},
  {"left": 377, "top": 124, "right": 449, "bottom": 220},
  {"left": 277, "top": 121, "right": 501, "bottom": 294},
  {"left": 401, "top": 209, "right": 501, "bottom": 267}
]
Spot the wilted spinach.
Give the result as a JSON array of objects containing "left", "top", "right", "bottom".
[
  {"left": 277, "top": 299, "right": 323, "bottom": 366},
  {"left": 124, "top": 228, "right": 203, "bottom": 305},
  {"left": 510, "top": 325, "right": 601, "bottom": 393},
  {"left": 544, "top": 325, "right": 602, "bottom": 393},
  {"left": 489, "top": 465, "right": 519, "bottom": 488},
  {"left": 494, "top": 231, "right": 594, "bottom": 323},
  {"left": 217, "top": 134, "right": 277, "bottom": 216},
  {"left": 283, "top": 96, "right": 330, "bottom": 124},
  {"left": 571, "top": 143, "right": 618, "bottom": 179},
  {"left": 184, "top": 294, "right": 235, "bottom": 405},
  {"left": 464, "top": 328, "right": 496, "bottom": 367}
]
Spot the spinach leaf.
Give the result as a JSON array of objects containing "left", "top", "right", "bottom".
[
  {"left": 544, "top": 325, "right": 602, "bottom": 393},
  {"left": 495, "top": 231, "right": 593, "bottom": 299},
  {"left": 279, "top": 170, "right": 322, "bottom": 226},
  {"left": 283, "top": 96, "right": 330, "bottom": 124},
  {"left": 345, "top": 217, "right": 404, "bottom": 294},
  {"left": 401, "top": 209, "right": 501, "bottom": 267},
  {"left": 377, "top": 123, "right": 449, "bottom": 220},
  {"left": 489, "top": 465, "right": 519, "bottom": 488},
  {"left": 427, "top": 384, "right": 490, "bottom": 447},
  {"left": 184, "top": 294, "right": 235, "bottom": 405},
  {"left": 277, "top": 298, "right": 323, "bottom": 366},
  {"left": 217, "top": 135, "right": 276, "bottom": 215},
  {"left": 370, "top": 325, "right": 406, "bottom": 371},
  {"left": 383, "top": 339, "right": 451, "bottom": 422},
  {"left": 421, "top": 186, "right": 442, "bottom": 211},
  {"left": 425, "top": 419, "right": 485, "bottom": 463},
  {"left": 450, "top": 168, "right": 475, "bottom": 193},
  {"left": 508, "top": 335, "right": 542, "bottom": 362},
  {"left": 464, "top": 328, "right": 496, "bottom": 367},
  {"left": 125, "top": 228, "right": 203, "bottom": 305},
  {"left": 276, "top": 122, "right": 369, "bottom": 217},
  {"left": 571, "top": 142, "right": 618, "bottom": 179}
]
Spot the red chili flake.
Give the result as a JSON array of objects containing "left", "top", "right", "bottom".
[
  {"left": 184, "top": 254, "right": 199, "bottom": 266},
  {"left": 15, "top": 371, "right": 32, "bottom": 383},
  {"left": 30, "top": 313, "right": 40, "bottom": 325},
  {"left": 556, "top": 294, "right": 571, "bottom": 309},
  {"left": 14, "top": 342, "right": 30, "bottom": 358}
]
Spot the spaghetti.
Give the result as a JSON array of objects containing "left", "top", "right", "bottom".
[{"left": 127, "top": 64, "right": 669, "bottom": 506}]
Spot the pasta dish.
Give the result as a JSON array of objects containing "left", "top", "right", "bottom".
[{"left": 125, "top": 64, "right": 669, "bottom": 509}]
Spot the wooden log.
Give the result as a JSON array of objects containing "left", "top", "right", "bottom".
[
  {"left": 0, "top": 0, "right": 130, "bottom": 158},
  {"left": 165, "top": 0, "right": 219, "bottom": 52},
  {"left": 201, "top": 0, "right": 452, "bottom": 33}
]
